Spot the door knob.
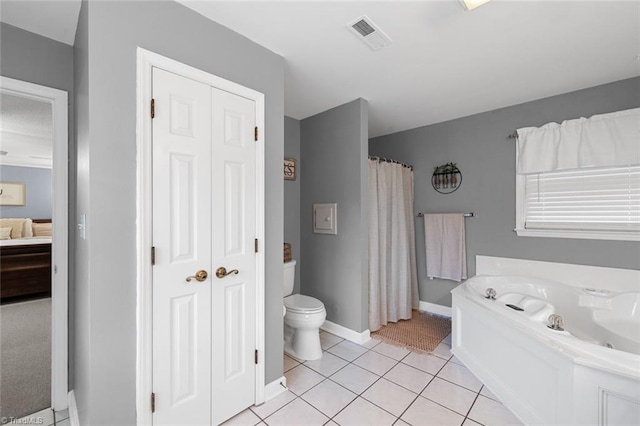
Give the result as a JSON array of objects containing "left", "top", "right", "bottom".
[
  {"left": 216, "top": 267, "right": 239, "bottom": 279},
  {"left": 186, "top": 270, "right": 208, "bottom": 282}
]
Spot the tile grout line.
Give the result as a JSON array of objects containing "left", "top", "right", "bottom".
[
  {"left": 249, "top": 391, "right": 299, "bottom": 423},
  {"left": 436, "top": 354, "right": 485, "bottom": 393},
  {"left": 462, "top": 389, "right": 483, "bottom": 425},
  {"left": 392, "top": 349, "right": 452, "bottom": 424},
  {"left": 325, "top": 346, "right": 403, "bottom": 424},
  {"left": 384, "top": 374, "right": 436, "bottom": 424},
  {"left": 416, "top": 351, "right": 486, "bottom": 420},
  {"left": 325, "top": 370, "right": 382, "bottom": 422}
]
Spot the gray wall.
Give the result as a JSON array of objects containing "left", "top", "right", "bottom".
[
  {"left": 300, "top": 99, "right": 369, "bottom": 333},
  {"left": 74, "top": 1, "right": 284, "bottom": 424},
  {"left": 0, "top": 23, "right": 74, "bottom": 92},
  {"left": 369, "top": 77, "right": 640, "bottom": 308},
  {"left": 284, "top": 117, "right": 301, "bottom": 294},
  {"left": 0, "top": 166, "right": 52, "bottom": 219},
  {"left": 0, "top": 22, "right": 76, "bottom": 386},
  {"left": 73, "top": 1, "right": 90, "bottom": 420}
]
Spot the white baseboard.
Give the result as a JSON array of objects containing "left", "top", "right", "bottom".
[
  {"left": 263, "top": 376, "right": 287, "bottom": 403},
  {"left": 321, "top": 320, "right": 371, "bottom": 345},
  {"left": 68, "top": 390, "right": 80, "bottom": 426},
  {"left": 418, "top": 301, "right": 452, "bottom": 318}
]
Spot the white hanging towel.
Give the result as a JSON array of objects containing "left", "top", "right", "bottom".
[{"left": 423, "top": 213, "right": 467, "bottom": 282}]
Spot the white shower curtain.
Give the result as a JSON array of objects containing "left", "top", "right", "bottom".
[{"left": 368, "top": 159, "right": 419, "bottom": 332}]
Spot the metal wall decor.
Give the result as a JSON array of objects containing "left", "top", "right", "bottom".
[{"left": 431, "top": 162, "right": 461, "bottom": 194}]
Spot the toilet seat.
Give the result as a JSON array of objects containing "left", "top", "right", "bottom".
[{"left": 284, "top": 294, "right": 325, "bottom": 314}]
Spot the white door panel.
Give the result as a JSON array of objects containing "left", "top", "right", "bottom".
[
  {"left": 224, "top": 282, "right": 246, "bottom": 379},
  {"left": 152, "top": 68, "right": 212, "bottom": 426},
  {"left": 169, "top": 294, "right": 198, "bottom": 404},
  {"left": 224, "top": 162, "right": 246, "bottom": 256},
  {"left": 169, "top": 154, "right": 197, "bottom": 261},
  {"left": 211, "top": 87, "right": 256, "bottom": 425}
]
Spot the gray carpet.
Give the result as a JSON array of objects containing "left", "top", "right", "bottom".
[{"left": 0, "top": 298, "right": 51, "bottom": 420}]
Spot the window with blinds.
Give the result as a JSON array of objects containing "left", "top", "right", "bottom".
[{"left": 523, "top": 165, "right": 640, "bottom": 232}]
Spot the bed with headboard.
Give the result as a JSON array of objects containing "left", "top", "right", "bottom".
[{"left": 0, "top": 218, "right": 52, "bottom": 303}]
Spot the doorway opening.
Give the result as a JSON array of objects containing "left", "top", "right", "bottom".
[{"left": 0, "top": 77, "right": 69, "bottom": 420}]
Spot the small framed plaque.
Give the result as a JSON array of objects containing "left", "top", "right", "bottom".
[
  {"left": 0, "top": 182, "right": 26, "bottom": 206},
  {"left": 284, "top": 158, "right": 297, "bottom": 181}
]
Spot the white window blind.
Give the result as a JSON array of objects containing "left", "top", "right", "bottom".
[{"left": 524, "top": 165, "right": 640, "bottom": 231}]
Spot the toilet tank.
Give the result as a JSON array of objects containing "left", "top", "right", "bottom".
[{"left": 283, "top": 260, "right": 296, "bottom": 296}]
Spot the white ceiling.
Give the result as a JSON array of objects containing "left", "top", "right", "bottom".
[
  {"left": 1, "top": 1, "right": 638, "bottom": 138},
  {"left": 180, "top": 0, "right": 640, "bottom": 137},
  {"left": 0, "top": 93, "right": 53, "bottom": 168},
  {"left": 0, "top": 0, "right": 81, "bottom": 46}
]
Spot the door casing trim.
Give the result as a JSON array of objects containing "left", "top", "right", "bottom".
[
  {"left": 0, "top": 76, "right": 69, "bottom": 411},
  {"left": 135, "top": 48, "right": 266, "bottom": 425}
]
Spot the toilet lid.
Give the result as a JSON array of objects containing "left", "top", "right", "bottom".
[{"left": 284, "top": 294, "right": 324, "bottom": 313}]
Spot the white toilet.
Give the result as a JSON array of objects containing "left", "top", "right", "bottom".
[{"left": 283, "top": 260, "right": 326, "bottom": 360}]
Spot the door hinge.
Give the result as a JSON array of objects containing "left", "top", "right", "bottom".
[
  {"left": 254, "top": 239, "right": 258, "bottom": 253},
  {"left": 255, "top": 349, "right": 258, "bottom": 364},
  {"left": 151, "top": 246, "right": 156, "bottom": 265},
  {"left": 151, "top": 99, "right": 155, "bottom": 119},
  {"left": 254, "top": 126, "right": 258, "bottom": 141},
  {"left": 151, "top": 392, "right": 156, "bottom": 413}
]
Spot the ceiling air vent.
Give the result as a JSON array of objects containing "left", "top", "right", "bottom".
[{"left": 347, "top": 16, "right": 392, "bottom": 51}]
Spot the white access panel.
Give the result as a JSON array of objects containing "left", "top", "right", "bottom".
[{"left": 313, "top": 203, "right": 337, "bottom": 234}]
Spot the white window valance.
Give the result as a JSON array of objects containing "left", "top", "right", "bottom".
[{"left": 516, "top": 108, "right": 640, "bottom": 174}]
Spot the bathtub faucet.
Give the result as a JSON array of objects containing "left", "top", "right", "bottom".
[
  {"left": 547, "top": 314, "right": 564, "bottom": 331},
  {"left": 485, "top": 288, "right": 496, "bottom": 300}
]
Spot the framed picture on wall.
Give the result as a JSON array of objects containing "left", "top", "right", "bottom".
[
  {"left": 0, "top": 182, "right": 26, "bottom": 206},
  {"left": 284, "top": 158, "right": 297, "bottom": 181}
]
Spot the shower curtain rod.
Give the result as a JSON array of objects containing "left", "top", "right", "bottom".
[
  {"left": 368, "top": 156, "right": 414, "bottom": 171},
  {"left": 416, "top": 212, "right": 476, "bottom": 218}
]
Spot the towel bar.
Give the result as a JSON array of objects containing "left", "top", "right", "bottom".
[{"left": 417, "top": 212, "right": 476, "bottom": 218}]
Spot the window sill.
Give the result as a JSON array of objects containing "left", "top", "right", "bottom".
[{"left": 514, "top": 228, "right": 640, "bottom": 242}]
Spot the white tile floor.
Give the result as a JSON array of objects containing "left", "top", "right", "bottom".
[
  {"left": 224, "top": 331, "right": 522, "bottom": 426},
  {"left": 13, "top": 407, "right": 69, "bottom": 426}
]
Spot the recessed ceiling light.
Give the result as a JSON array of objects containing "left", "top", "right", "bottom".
[{"left": 461, "top": 0, "right": 492, "bottom": 11}]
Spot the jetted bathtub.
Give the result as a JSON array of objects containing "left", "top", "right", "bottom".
[{"left": 452, "top": 256, "right": 640, "bottom": 426}]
